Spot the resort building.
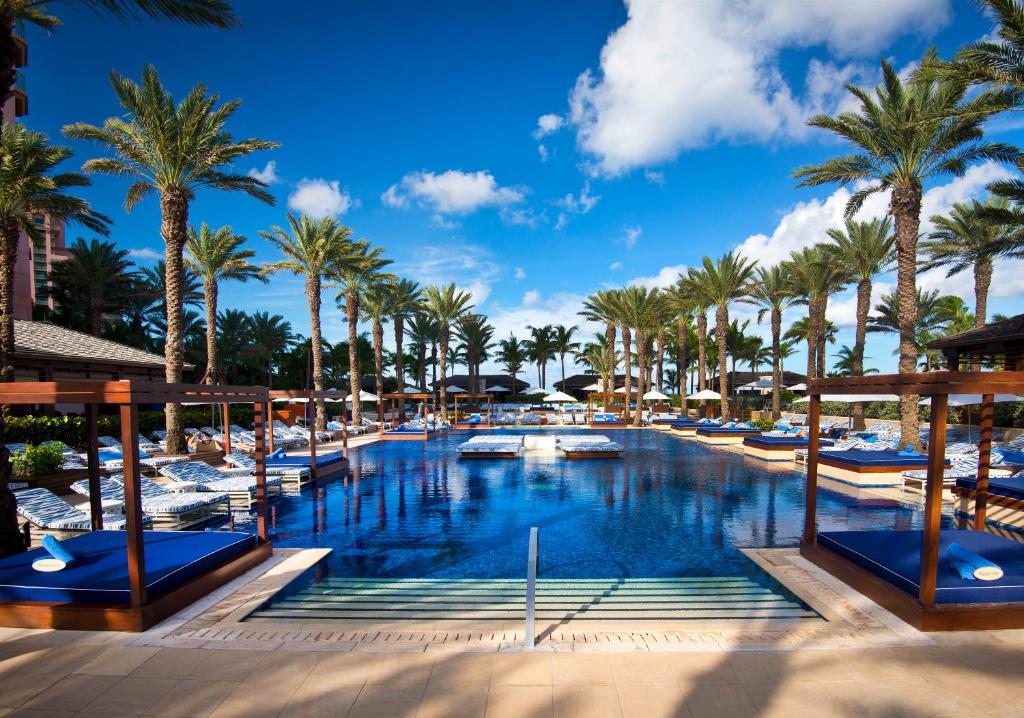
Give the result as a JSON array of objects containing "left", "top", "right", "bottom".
[
  {"left": 710, "top": 369, "right": 808, "bottom": 395},
  {"left": 433, "top": 374, "right": 529, "bottom": 394},
  {"left": 929, "top": 313, "right": 1024, "bottom": 371},
  {"left": 554, "top": 372, "right": 639, "bottom": 399}
]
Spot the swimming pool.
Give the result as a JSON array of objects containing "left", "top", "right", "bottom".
[{"left": 254, "top": 429, "right": 929, "bottom": 580}]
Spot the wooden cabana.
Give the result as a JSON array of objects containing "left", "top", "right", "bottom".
[
  {"left": 0, "top": 380, "right": 272, "bottom": 631},
  {"left": 380, "top": 392, "right": 436, "bottom": 441},
  {"left": 586, "top": 393, "right": 626, "bottom": 427},
  {"left": 929, "top": 314, "right": 1024, "bottom": 371},
  {"left": 453, "top": 393, "right": 493, "bottom": 429},
  {"left": 800, "top": 371, "right": 1024, "bottom": 630},
  {"left": 267, "top": 389, "right": 349, "bottom": 481}
]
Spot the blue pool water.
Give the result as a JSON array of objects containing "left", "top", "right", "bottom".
[{"left": 250, "top": 429, "right": 934, "bottom": 580}]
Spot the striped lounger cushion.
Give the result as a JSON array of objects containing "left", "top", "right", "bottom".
[
  {"left": 159, "top": 462, "right": 282, "bottom": 492},
  {"left": 15, "top": 488, "right": 131, "bottom": 530},
  {"left": 224, "top": 451, "right": 310, "bottom": 477}
]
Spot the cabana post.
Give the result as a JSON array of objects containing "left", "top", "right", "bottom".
[
  {"left": 267, "top": 389, "right": 348, "bottom": 481},
  {"left": 975, "top": 393, "right": 994, "bottom": 529},
  {"left": 85, "top": 404, "right": 102, "bottom": 531},
  {"left": 380, "top": 392, "right": 437, "bottom": 440},
  {"left": 920, "top": 394, "right": 947, "bottom": 608},
  {"left": 453, "top": 393, "right": 493, "bottom": 429},
  {"left": 803, "top": 394, "right": 820, "bottom": 545}
]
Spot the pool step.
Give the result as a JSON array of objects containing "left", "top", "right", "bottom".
[{"left": 248, "top": 577, "right": 816, "bottom": 622}]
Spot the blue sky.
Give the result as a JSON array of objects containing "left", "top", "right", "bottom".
[{"left": 22, "top": 0, "right": 1024, "bottom": 379}]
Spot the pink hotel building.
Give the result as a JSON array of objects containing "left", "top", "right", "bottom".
[{"left": 4, "top": 30, "right": 70, "bottom": 321}]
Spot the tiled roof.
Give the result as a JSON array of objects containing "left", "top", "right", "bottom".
[
  {"left": 928, "top": 314, "right": 1024, "bottom": 350},
  {"left": 13, "top": 320, "right": 188, "bottom": 369}
]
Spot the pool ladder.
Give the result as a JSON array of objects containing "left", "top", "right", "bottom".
[{"left": 525, "top": 526, "right": 538, "bottom": 648}]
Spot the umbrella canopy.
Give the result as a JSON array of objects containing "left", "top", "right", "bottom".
[
  {"left": 918, "top": 394, "right": 1023, "bottom": 406},
  {"left": 738, "top": 378, "right": 774, "bottom": 392},
  {"left": 581, "top": 382, "right": 603, "bottom": 392},
  {"left": 614, "top": 386, "right": 640, "bottom": 394},
  {"left": 523, "top": 386, "right": 546, "bottom": 395},
  {"left": 687, "top": 389, "right": 722, "bottom": 400},
  {"left": 446, "top": 386, "right": 467, "bottom": 394},
  {"left": 793, "top": 393, "right": 900, "bottom": 403},
  {"left": 643, "top": 390, "right": 671, "bottom": 401},
  {"left": 786, "top": 383, "right": 807, "bottom": 391},
  {"left": 483, "top": 385, "right": 510, "bottom": 392},
  {"left": 543, "top": 391, "right": 575, "bottom": 403},
  {"left": 400, "top": 386, "right": 422, "bottom": 394},
  {"left": 270, "top": 396, "right": 343, "bottom": 403},
  {"left": 345, "top": 390, "right": 380, "bottom": 403}
]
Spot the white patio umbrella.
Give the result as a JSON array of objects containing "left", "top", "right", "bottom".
[
  {"left": 686, "top": 389, "right": 722, "bottom": 401},
  {"left": 523, "top": 386, "right": 546, "bottom": 395},
  {"left": 793, "top": 394, "right": 900, "bottom": 403},
  {"left": 484, "top": 385, "right": 510, "bottom": 392},
  {"left": 614, "top": 386, "right": 640, "bottom": 394},
  {"left": 446, "top": 386, "right": 467, "bottom": 394},
  {"left": 918, "top": 394, "right": 1023, "bottom": 440},
  {"left": 581, "top": 382, "right": 603, "bottom": 392},
  {"left": 786, "top": 383, "right": 807, "bottom": 391},
  {"left": 643, "top": 390, "right": 671, "bottom": 401},
  {"left": 543, "top": 391, "right": 575, "bottom": 403},
  {"left": 345, "top": 390, "right": 380, "bottom": 403},
  {"left": 738, "top": 378, "right": 774, "bottom": 392},
  {"left": 400, "top": 386, "right": 422, "bottom": 394}
]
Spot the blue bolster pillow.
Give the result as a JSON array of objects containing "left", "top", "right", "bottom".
[
  {"left": 947, "top": 542, "right": 1004, "bottom": 581},
  {"left": 862, "top": 434, "right": 878, "bottom": 443},
  {"left": 33, "top": 535, "right": 76, "bottom": 572},
  {"left": 270, "top": 448, "right": 285, "bottom": 458}
]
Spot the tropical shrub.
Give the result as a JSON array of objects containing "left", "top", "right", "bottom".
[
  {"left": 10, "top": 444, "right": 65, "bottom": 477},
  {"left": 751, "top": 417, "right": 776, "bottom": 430}
]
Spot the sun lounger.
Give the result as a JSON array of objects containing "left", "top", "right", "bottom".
[
  {"left": 159, "top": 461, "right": 281, "bottom": 509},
  {"left": 223, "top": 449, "right": 312, "bottom": 485},
  {"left": 555, "top": 435, "right": 622, "bottom": 457},
  {"left": 15, "top": 487, "right": 151, "bottom": 535},
  {"left": 70, "top": 476, "right": 229, "bottom": 529}
]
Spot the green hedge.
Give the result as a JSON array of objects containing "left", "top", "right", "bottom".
[{"left": 3, "top": 406, "right": 256, "bottom": 450}]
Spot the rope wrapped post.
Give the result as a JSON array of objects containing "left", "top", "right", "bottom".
[
  {"left": 974, "top": 393, "right": 995, "bottom": 530},
  {"left": 919, "top": 393, "right": 948, "bottom": 608},
  {"left": 803, "top": 394, "right": 821, "bottom": 545},
  {"left": 119, "top": 403, "right": 146, "bottom": 607},
  {"left": 254, "top": 401, "right": 269, "bottom": 542}
]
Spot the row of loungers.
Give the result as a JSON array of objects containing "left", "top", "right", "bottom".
[
  {"left": 555, "top": 435, "right": 623, "bottom": 458},
  {"left": 70, "top": 476, "right": 230, "bottom": 530},
  {"left": 457, "top": 435, "right": 525, "bottom": 458}
]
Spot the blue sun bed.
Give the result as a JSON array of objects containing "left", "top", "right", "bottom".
[
  {"left": 956, "top": 474, "right": 1024, "bottom": 502},
  {"left": 265, "top": 449, "right": 346, "bottom": 473},
  {"left": 743, "top": 436, "right": 835, "bottom": 448},
  {"left": 817, "top": 529, "right": 1024, "bottom": 604},
  {"left": 818, "top": 450, "right": 935, "bottom": 469},
  {"left": 695, "top": 426, "right": 761, "bottom": 435},
  {"left": 0, "top": 529, "right": 256, "bottom": 605}
]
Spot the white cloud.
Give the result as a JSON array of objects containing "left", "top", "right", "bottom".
[
  {"left": 482, "top": 291, "right": 598, "bottom": 373},
  {"left": 248, "top": 160, "right": 280, "bottom": 185},
  {"left": 628, "top": 263, "right": 687, "bottom": 289},
  {"left": 538, "top": 144, "right": 550, "bottom": 162},
  {"left": 382, "top": 170, "right": 526, "bottom": 215},
  {"left": 609, "top": 261, "right": 623, "bottom": 271},
  {"left": 736, "top": 161, "right": 1014, "bottom": 268},
  {"left": 287, "top": 178, "right": 355, "bottom": 218},
  {"left": 620, "top": 225, "right": 642, "bottom": 249},
  {"left": 553, "top": 182, "right": 601, "bottom": 230},
  {"left": 533, "top": 113, "right": 564, "bottom": 139},
  {"left": 563, "top": 0, "right": 950, "bottom": 175},
  {"left": 430, "top": 214, "right": 460, "bottom": 230},
  {"left": 499, "top": 206, "right": 541, "bottom": 228},
  {"left": 394, "top": 243, "right": 500, "bottom": 309},
  {"left": 644, "top": 170, "right": 665, "bottom": 186},
  {"left": 514, "top": 267, "right": 527, "bottom": 280},
  {"left": 522, "top": 290, "right": 541, "bottom": 306},
  {"left": 464, "top": 281, "right": 492, "bottom": 306},
  {"left": 126, "top": 247, "right": 162, "bottom": 262}
]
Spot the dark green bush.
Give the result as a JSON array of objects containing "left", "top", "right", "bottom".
[
  {"left": 751, "top": 417, "right": 776, "bottom": 430},
  {"left": 11, "top": 443, "right": 66, "bottom": 477}
]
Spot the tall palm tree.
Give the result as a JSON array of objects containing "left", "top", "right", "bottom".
[
  {"left": 794, "top": 54, "right": 1014, "bottom": 447},
  {"left": 552, "top": 324, "right": 579, "bottom": 388},
  {"left": 743, "top": 265, "right": 796, "bottom": 420},
  {"left": 330, "top": 242, "right": 393, "bottom": 425},
  {"left": 832, "top": 345, "right": 878, "bottom": 377},
  {"left": 245, "top": 311, "right": 295, "bottom": 387},
  {"left": 497, "top": 334, "right": 528, "bottom": 397},
  {"left": 784, "top": 245, "right": 847, "bottom": 380},
  {"left": 421, "top": 283, "right": 473, "bottom": 422},
  {"left": 456, "top": 314, "right": 494, "bottom": 394},
  {"left": 388, "top": 278, "right": 421, "bottom": 390},
  {"left": 525, "top": 324, "right": 556, "bottom": 389},
  {"left": 679, "top": 273, "right": 713, "bottom": 411},
  {"left": 407, "top": 313, "right": 438, "bottom": 391},
  {"left": 663, "top": 279, "right": 694, "bottom": 398},
  {"left": 216, "top": 308, "right": 249, "bottom": 384},
  {"left": 691, "top": 253, "right": 756, "bottom": 418},
  {"left": 618, "top": 286, "right": 664, "bottom": 426},
  {"left": 48, "top": 238, "right": 135, "bottom": 336},
  {"left": 826, "top": 217, "right": 895, "bottom": 428},
  {"left": 66, "top": 65, "right": 277, "bottom": 453},
  {"left": 261, "top": 214, "right": 353, "bottom": 429},
  {"left": 869, "top": 288, "right": 954, "bottom": 370},
  {"left": 580, "top": 290, "right": 620, "bottom": 394},
  {"left": 922, "top": 199, "right": 1013, "bottom": 327},
  {"left": 0, "top": 0, "right": 237, "bottom": 126},
  {"left": 185, "top": 223, "right": 261, "bottom": 384},
  {"left": 0, "top": 125, "right": 109, "bottom": 558},
  {"left": 360, "top": 282, "right": 397, "bottom": 417}
]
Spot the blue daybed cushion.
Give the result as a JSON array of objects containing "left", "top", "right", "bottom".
[
  {"left": 0, "top": 530, "right": 256, "bottom": 605},
  {"left": 743, "top": 436, "right": 835, "bottom": 448},
  {"left": 956, "top": 475, "right": 1024, "bottom": 502},
  {"left": 265, "top": 449, "right": 346, "bottom": 469},
  {"left": 386, "top": 426, "right": 436, "bottom": 434},
  {"left": 819, "top": 450, "right": 942, "bottom": 469},
  {"left": 696, "top": 427, "right": 762, "bottom": 436},
  {"left": 817, "top": 529, "right": 1024, "bottom": 604}
]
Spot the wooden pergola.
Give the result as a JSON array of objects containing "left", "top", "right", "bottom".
[
  {"left": 586, "top": 393, "right": 625, "bottom": 425},
  {"left": 453, "top": 393, "right": 493, "bottom": 429},
  {"left": 380, "top": 392, "right": 436, "bottom": 440},
  {"left": 800, "top": 371, "right": 1024, "bottom": 630},
  {"left": 0, "top": 380, "right": 272, "bottom": 631},
  {"left": 267, "top": 389, "right": 348, "bottom": 480}
]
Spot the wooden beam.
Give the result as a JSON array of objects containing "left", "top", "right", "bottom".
[
  {"left": 119, "top": 404, "right": 147, "bottom": 608},
  {"left": 221, "top": 403, "right": 231, "bottom": 457},
  {"left": 919, "top": 393, "right": 948, "bottom": 608},
  {"left": 803, "top": 394, "right": 821, "bottom": 545},
  {"left": 266, "top": 402, "right": 274, "bottom": 453},
  {"left": 85, "top": 404, "right": 102, "bottom": 530},
  {"left": 253, "top": 402, "right": 268, "bottom": 542},
  {"left": 974, "top": 393, "right": 995, "bottom": 530}
]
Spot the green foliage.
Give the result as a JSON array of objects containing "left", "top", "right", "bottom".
[
  {"left": 11, "top": 444, "right": 66, "bottom": 478},
  {"left": 751, "top": 417, "right": 776, "bottom": 430}
]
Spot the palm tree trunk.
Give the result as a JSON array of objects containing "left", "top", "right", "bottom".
[
  {"left": 560, "top": 352, "right": 566, "bottom": 387},
  {"left": 851, "top": 279, "right": 871, "bottom": 430},
  {"left": 0, "top": 216, "right": 21, "bottom": 557},
  {"left": 605, "top": 321, "right": 616, "bottom": 394},
  {"left": 438, "top": 328, "right": 449, "bottom": 422},
  {"left": 816, "top": 297, "right": 827, "bottom": 379},
  {"left": 677, "top": 318, "right": 688, "bottom": 399},
  {"left": 805, "top": 300, "right": 817, "bottom": 381},
  {"left": 160, "top": 190, "right": 188, "bottom": 454},
  {"left": 430, "top": 341, "right": 437, "bottom": 390},
  {"left": 372, "top": 319, "right": 384, "bottom": 424},
  {"left": 418, "top": 343, "right": 427, "bottom": 391},
  {"left": 345, "top": 289, "right": 361, "bottom": 425},
  {"left": 394, "top": 316, "right": 406, "bottom": 419},
  {"left": 0, "top": 16, "right": 16, "bottom": 130},
  {"left": 696, "top": 312, "right": 707, "bottom": 413},
  {"left": 974, "top": 258, "right": 992, "bottom": 329},
  {"left": 716, "top": 304, "right": 729, "bottom": 419},
  {"left": 632, "top": 331, "right": 646, "bottom": 427},
  {"left": 622, "top": 326, "right": 632, "bottom": 422},
  {"left": 771, "top": 308, "right": 782, "bottom": 421},
  {"left": 202, "top": 277, "right": 218, "bottom": 384},
  {"left": 306, "top": 275, "right": 327, "bottom": 430},
  {"left": 891, "top": 183, "right": 922, "bottom": 449},
  {"left": 655, "top": 328, "right": 665, "bottom": 393}
]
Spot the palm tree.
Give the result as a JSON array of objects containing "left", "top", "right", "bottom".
[
  {"left": 691, "top": 253, "right": 756, "bottom": 418},
  {"left": 66, "top": 65, "right": 277, "bottom": 453},
  {"left": 456, "top": 314, "right": 494, "bottom": 394},
  {"left": 261, "top": 214, "right": 353, "bottom": 429},
  {"left": 497, "top": 334, "right": 528, "bottom": 397},
  {"left": 663, "top": 279, "right": 694, "bottom": 398},
  {"left": 552, "top": 324, "right": 579, "bottom": 387},
  {"left": 246, "top": 311, "right": 295, "bottom": 387},
  {"left": 525, "top": 324, "right": 557, "bottom": 389},
  {"left": 922, "top": 199, "right": 1013, "bottom": 328},
  {"left": 389, "top": 278, "right": 421, "bottom": 391},
  {"left": 216, "top": 308, "right": 249, "bottom": 383},
  {"left": 743, "top": 265, "right": 796, "bottom": 420},
  {"left": 679, "top": 272, "right": 713, "bottom": 410},
  {"left": 185, "top": 223, "right": 261, "bottom": 384},
  {"left": 827, "top": 218, "right": 895, "bottom": 428},
  {"left": 139, "top": 260, "right": 203, "bottom": 315},
  {"left": 360, "top": 282, "right": 397, "bottom": 415},
  {"left": 421, "top": 283, "right": 473, "bottom": 422},
  {"left": 580, "top": 290, "right": 620, "bottom": 394},
  {"left": 868, "top": 288, "right": 951, "bottom": 370},
  {"left": 407, "top": 313, "right": 438, "bottom": 391},
  {"left": 794, "top": 55, "right": 1014, "bottom": 448},
  {"left": 48, "top": 238, "right": 135, "bottom": 336},
  {"left": 330, "top": 241, "right": 393, "bottom": 425},
  {"left": 618, "top": 286, "right": 664, "bottom": 426},
  {"left": 784, "top": 245, "right": 847, "bottom": 380},
  {"left": 0, "top": 0, "right": 237, "bottom": 127},
  {"left": 832, "top": 345, "right": 879, "bottom": 377}
]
